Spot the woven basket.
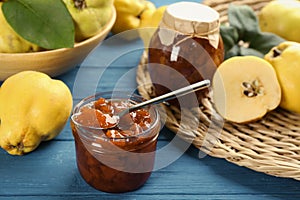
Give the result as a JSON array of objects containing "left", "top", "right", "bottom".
[{"left": 136, "top": 0, "right": 300, "bottom": 180}]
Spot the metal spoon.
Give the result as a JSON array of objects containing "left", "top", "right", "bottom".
[
  {"left": 118, "top": 79, "right": 210, "bottom": 118},
  {"left": 113, "top": 79, "right": 211, "bottom": 126},
  {"left": 72, "top": 80, "right": 210, "bottom": 130}
]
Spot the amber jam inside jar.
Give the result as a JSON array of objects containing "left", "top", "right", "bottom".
[
  {"left": 148, "top": 2, "right": 224, "bottom": 107},
  {"left": 70, "top": 92, "right": 160, "bottom": 193}
]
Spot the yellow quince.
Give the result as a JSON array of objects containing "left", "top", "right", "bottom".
[
  {"left": 112, "top": 0, "right": 156, "bottom": 39},
  {"left": 212, "top": 56, "right": 281, "bottom": 123},
  {"left": 139, "top": 5, "right": 167, "bottom": 48},
  {"left": 0, "top": 2, "right": 39, "bottom": 53},
  {"left": 63, "top": 0, "right": 114, "bottom": 42},
  {"left": 259, "top": 0, "right": 300, "bottom": 43},
  {"left": 0, "top": 71, "right": 73, "bottom": 155},
  {"left": 265, "top": 41, "right": 300, "bottom": 114}
]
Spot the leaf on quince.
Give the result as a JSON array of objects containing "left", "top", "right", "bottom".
[
  {"left": 225, "top": 45, "right": 264, "bottom": 59},
  {"left": 220, "top": 25, "right": 239, "bottom": 52},
  {"left": 249, "top": 32, "right": 285, "bottom": 55},
  {"left": 221, "top": 4, "right": 286, "bottom": 59},
  {"left": 227, "top": 4, "right": 260, "bottom": 39},
  {"left": 225, "top": 45, "right": 240, "bottom": 60},
  {"left": 2, "top": 0, "right": 75, "bottom": 49},
  {"left": 240, "top": 46, "right": 264, "bottom": 58}
]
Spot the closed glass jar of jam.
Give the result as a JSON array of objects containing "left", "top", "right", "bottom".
[
  {"left": 148, "top": 2, "right": 224, "bottom": 107},
  {"left": 70, "top": 91, "right": 160, "bottom": 193}
]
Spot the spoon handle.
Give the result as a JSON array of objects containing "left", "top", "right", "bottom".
[{"left": 126, "top": 79, "right": 210, "bottom": 114}]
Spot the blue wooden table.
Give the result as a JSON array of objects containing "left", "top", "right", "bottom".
[{"left": 1, "top": 0, "right": 300, "bottom": 199}]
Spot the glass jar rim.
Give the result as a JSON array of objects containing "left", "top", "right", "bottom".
[{"left": 71, "top": 91, "right": 161, "bottom": 140}]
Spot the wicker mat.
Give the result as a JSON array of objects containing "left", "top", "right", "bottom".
[{"left": 136, "top": 0, "right": 300, "bottom": 180}]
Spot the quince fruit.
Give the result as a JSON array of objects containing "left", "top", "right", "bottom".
[
  {"left": 63, "top": 0, "right": 114, "bottom": 42},
  {"left": 259, "top": 0, "right": 300, "bottom": 43},
  {"left": 212, "top": 56, "right": 281, "bottom": 123},
  {"left": 0, "top": 2, "right": 39, "bottom": 53},
  {"left": 139, "top": 5, "right": 167, "bottom": 48},
  {"left": 265, "top": 41, "right": 300, "bottom": 113},
  {"left": 0, "top": 71, "right": 73, "bottom": 155},
  {"left": 112, "top": 0, "right": 156, "bottom": 39}
]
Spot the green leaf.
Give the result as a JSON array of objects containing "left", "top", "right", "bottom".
[
  {"left": 249, "top": 32, "right": 286, "bottom": 55},
  {"left": 222, "top": 4, "right": 286, "bottom": 59},
  {"left": 240, "top": 46, "right": 264, "bottom": 58},
  {"left": 225, "top": 45, "right": 241, "bottom": 60},
  {"left": 227, "top": 4, "right": 259, "bottom": 39},
  {"left": 220, "top": 25, "right": 239, "bottom": 52},
  {"left": 2, "top": 0, "right": 75, "bottom": 49}
]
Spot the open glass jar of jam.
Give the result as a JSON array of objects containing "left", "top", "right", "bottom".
[
  {"left": 148, "top": 2, "right": 224, "bottom": 107},
  {"left": 70, "top": 91, "right": 160, "bottom": 193}
]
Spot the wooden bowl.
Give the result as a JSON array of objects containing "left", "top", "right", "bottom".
[{"left": 0, "top": 6, "right": 116, "bottom": 81}]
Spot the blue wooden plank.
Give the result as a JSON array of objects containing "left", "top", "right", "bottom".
[
  {"left": 2, "top": 0, "right": 300, "bottom": 199},
  {"left": 1, "top": 141, "right": 300, "bottom": 198},
  {"left": 57, "top": 66, "right": 139, "bottom": 100},
  {"left": 1, "top": 195, "right": 299, "bottom": 200},
  {"left": 71, "top": 66, "right": 139, "bottom": 100},
  {"left": 81, "top": 37, "right": 144, "bottom": 68},
  {"left": 0, "top": 195, "right": 294, "bottom": 200}
]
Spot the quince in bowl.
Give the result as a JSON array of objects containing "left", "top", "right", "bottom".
[{"left": 0, "top": 5, "right": 116, "bottom": 81}]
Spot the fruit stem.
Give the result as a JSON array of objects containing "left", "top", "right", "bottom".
[{"left": 73, "top": 0, "right": 87, "bottom": 10}]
